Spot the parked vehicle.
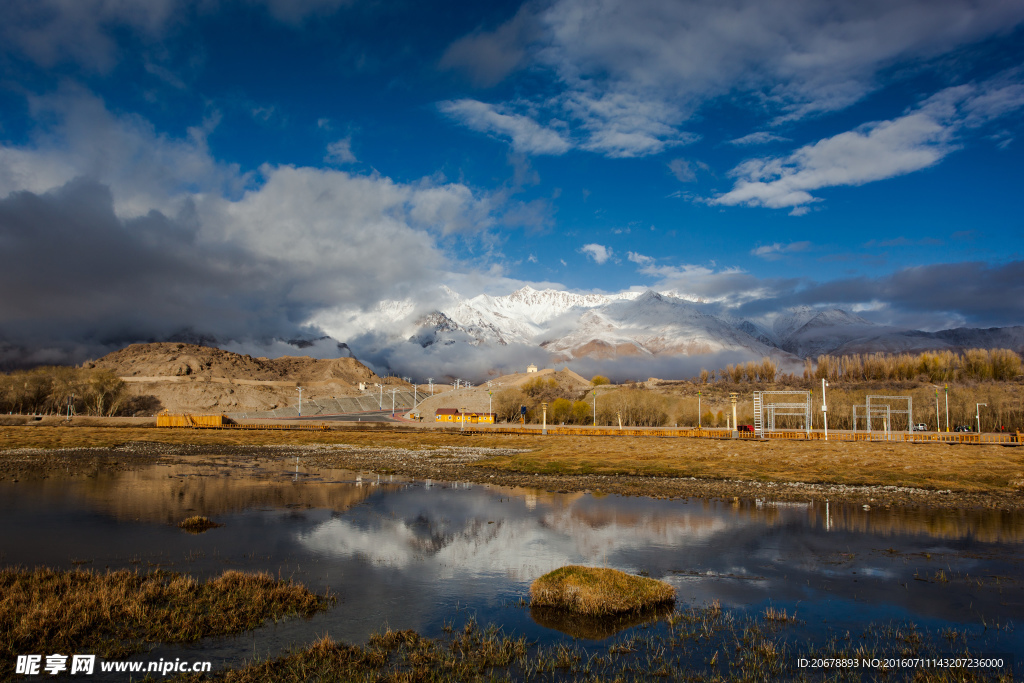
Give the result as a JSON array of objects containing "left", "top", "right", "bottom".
[
  {"left": 738, "top": 424, "right": 754, "bottom": 433},
  {"left": 913, "top": 423, "right": 928, "bottom": 431},
  {"left": 954, "top": 425, "right": 973, "bottom": 432}
]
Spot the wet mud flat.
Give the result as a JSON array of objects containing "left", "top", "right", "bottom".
[
  {"left": 2, "top": 439, "right": 1022, "bottom": 511},
  {"left": 1, "top": 445, "right": 1023, "bottom": 681}
]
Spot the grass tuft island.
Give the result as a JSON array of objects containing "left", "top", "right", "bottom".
[
  {"left": 530, "top": 566, "right": 675, "bottom": 615},
  {"left": 178, "top": 515, "right": 223, "bottom": 533}
]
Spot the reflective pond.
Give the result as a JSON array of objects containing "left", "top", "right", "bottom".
[{"left": 2, "top": 454, "right": 1021, "bottom": 678}]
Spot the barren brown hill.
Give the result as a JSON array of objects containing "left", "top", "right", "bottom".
[{"left": 86, "top": 343, "right": 388, "bottom": 414}]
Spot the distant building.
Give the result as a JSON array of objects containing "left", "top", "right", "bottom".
[
  {"left": 434, "top": 408, "right": 495, "bottom": 424},
  {"left": 526, "top": 364, "right": 538, "bottom": 373}
]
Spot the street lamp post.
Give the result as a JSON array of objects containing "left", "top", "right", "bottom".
[
  {"left": 698, "top": 390, "right": 701, "bottom": 428},
  {"left": 934, "top": 389, "right": 939, "bottom": 432},
  {"left": 821, "top": 378, "right": 829, "bottom": 441},
  {"left": 389, "top": 388, "right": 399, "bottom": 418},
  {"left": 542, "top": 402, "right": 548, "bottom": 435},
  {"left": 944, "top": 384, "right": 950, "bottom": 432},
  {"left": 592, "top": 390, "right": 597, "bottom": 426},
  {"left": 976, "top": 403, "right": 987, "bottom": 434},
  {"left": 488, "top": 391, "right": 493, "bottom": 419},
  {"left": 297, "top": 386, "right": 303, "bottom": 417},
  {"left": 729, "top": 392, "right": 738, "bottom": 439}
]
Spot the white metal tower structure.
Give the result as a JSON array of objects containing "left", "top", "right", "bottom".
[
  {"left": 853, "top": 404, "right": 891, "bottom": 434},
  {"left": 865, "top": 395, "right": 912, "bottom": 432},
  {"left": 752, "top": 391, "right": 812, "bottom": 437}
]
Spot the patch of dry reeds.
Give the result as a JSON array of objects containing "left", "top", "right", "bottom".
[
  {"left": 529, "top": 566, "right": 675, "bottom": 616},
  {"left": 0, "top": 567, "right": 332, "bottom": 673}
]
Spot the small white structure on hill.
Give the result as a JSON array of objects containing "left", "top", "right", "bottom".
[{"left": 527, "top": 364, "right": 538, "bottom": 373}]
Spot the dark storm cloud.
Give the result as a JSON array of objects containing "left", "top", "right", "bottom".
[
  {"left": 791, "top": 261, "right": 1024, "bottom": 327},
  {"left": 0, "top": 178, "right": 315, "bottom": 363},
  {"left": 722, "top": 261, "right": 1024, "bottom": 328}
]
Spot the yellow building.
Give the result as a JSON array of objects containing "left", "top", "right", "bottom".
[
  {"left": 434, "top": 409, "right": 495, "bottom": 424},
  {"left": 526, "top": 364, "right": 538, "bottom": 373}
]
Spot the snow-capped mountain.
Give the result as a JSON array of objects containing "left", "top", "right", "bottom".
[
  {"left": 773, "top": 308, "right": 877, "bottom": 357},
  {"left": 539, "top": 291, "right": 778, "bottom": 360},
  {"left": 319, "top": 285, "right": 1024, "bottom": 370}
]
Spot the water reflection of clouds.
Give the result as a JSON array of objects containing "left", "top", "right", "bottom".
[{"left": 295, "top": 487, "right": 748, "bottom": 583}]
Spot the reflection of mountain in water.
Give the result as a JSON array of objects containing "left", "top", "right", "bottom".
[
  {"left": 27, "top": 462, "right": 1024, "bottom": 545},
  {"left": 26, "top": 463, "right": 391, "bottom": 524},
  {"left": 299, "top": 486, "right": 1024, "bottom": 574}
]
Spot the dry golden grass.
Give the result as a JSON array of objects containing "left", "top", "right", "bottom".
[
  {"left": 530, "top": 566, "right": 675, "bottom": 616},
  {"left": 2, "top": 425, "right": 1022, "bottom": 495},
  {"left": 0, "top": 567, "right": 331, "bottom": 671}
]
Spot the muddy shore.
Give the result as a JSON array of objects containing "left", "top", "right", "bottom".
[{"left": 3, "top": 438, "right": 1022, "bottom": 511}]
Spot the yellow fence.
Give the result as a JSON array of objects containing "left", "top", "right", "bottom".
[
  {"left": 157, "top": 413, "right": 226, "bottom": 428},
  {"left": 157, "top": 413, "right": 329, "bottom": 431},
  {"left": 461, "top": 425, "right": 1022, "bottom": 444}
]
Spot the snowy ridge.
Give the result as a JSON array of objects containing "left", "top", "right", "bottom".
[{"left": 317, "top": 284, "right": 1024, "bottom": 364}]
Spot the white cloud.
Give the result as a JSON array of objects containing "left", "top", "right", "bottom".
[
  {"left": 751, "top": 241, "right": 811, "bottom": 259},
  {"left": 440, "top": 0, "right": 1024, "bottom": 157},
  {"left": 0, "top": 87, "right": 245, "bottom": 219},
  {"left": 667, "top": 158, "right": 710, "bottom": 183},
  {"left": 627, "top": 251, "right": 653, "bottom": 265},
  {"left": 325, "top": 137, "right": 357, "bottom": 164},
  {"left": 580, "top": 243, "right": 612, "bottom": 264},
  {"left": 438, "top": 2, "right": 538, "bottom": 87},
  {"left": 634, "top": 262, "right": 781, "bottom": 307},
  {"left": 527, "top": 254, "right": 538, "bottom": 263},
  {"left": 728, "top": 132, "right": 791, "bottom": 146},
  {"left": 710, "top": 80, "right": 1024, "bottom": 210},
  {"left": 438, "top": 99, "right": 570, "bottom": 155},
  {"left": 0, "top": 0, "right": 178, "bottom": 72}
]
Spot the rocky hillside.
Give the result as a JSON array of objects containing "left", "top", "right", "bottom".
[{"left": 87, "top": 342, "right": 388, "bottom": 414}]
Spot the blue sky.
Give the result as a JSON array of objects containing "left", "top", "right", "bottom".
[{"left": 1, "top": 0, "right": 1023, "bottom": 364}]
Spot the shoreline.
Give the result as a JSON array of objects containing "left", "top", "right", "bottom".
[{"left": 3, "top": 427, "right": 1023, "bottom": 510}]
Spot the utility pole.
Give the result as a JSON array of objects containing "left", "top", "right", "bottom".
[
  {"left": 592, "top": 390, "right": 597, "bottom": 426},
  {"left": 375, "top": 383, "right": 383, "bottom": 409},
  {"left": 488, "top": 391, "right": 493, "bottom": 419},
  {"left": 427, "top": 378, "right": 434, "bottom": 395},
  {"left": 698, "top": 390, "right": 701, "bottom": 428},
  {"left": 297, "top": 386, "right": 303, "bottom": 417},
  {"left": 934, "top": 389, "right": 939, "bottom": 432}
]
